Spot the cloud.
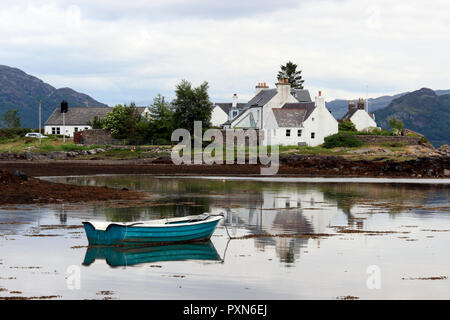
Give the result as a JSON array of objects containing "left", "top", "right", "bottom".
[{"left": 0, "top": 0, "right": 449, "bottom": 105}]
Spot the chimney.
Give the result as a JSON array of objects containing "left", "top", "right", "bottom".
[
  {"left": 275, "top": 78, "right": 291, "bottom": 102},
  {"left": 255, "top": 82, "right": 269, "bottom": 95},
  {"left": 232, "top": 93, "right": 238, "bottom": 108},
  {"left": 357, "top": 98, "right": 365, "bottom": 110},
  {"left": 348, "top": 100, "right": 356, "bottom": 111},
  {"left": 315, "top": 90, "right": 326, "bottom": 109}
]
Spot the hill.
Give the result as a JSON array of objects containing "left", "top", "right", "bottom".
[
  {"left": 374, "top": 88, "right": 450, "bottom": 147},
  {"left": 326, "top": 90, "right": 450, "bottom": 120},
  {"left": 0, "top": 65, "right": 107, "bottom": 128}
]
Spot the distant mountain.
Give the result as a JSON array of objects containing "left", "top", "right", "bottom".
[
  {"left": 374, "top": 88, "right": 450, "bottom": 147},
  {"left": 326, "top": 90, "right": 450, "bottom": 120},
  {"left": 0, "top": 65, "right": 107, "bottom": 128}
]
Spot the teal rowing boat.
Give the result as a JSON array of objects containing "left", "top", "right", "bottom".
[{"left": 82, "top": 214, "right": 223, "bottom": 246}]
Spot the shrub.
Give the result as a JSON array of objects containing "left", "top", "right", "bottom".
[
  {"left": 323, "top": 133, "right": 363, "bottom": 149},
  {"left": 338, "top": 120, "right": 357, "bottom": 132}
]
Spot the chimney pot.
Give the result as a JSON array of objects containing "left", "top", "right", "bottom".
[{"left": 319, "top": 90, "right": 322, "bottom": 97}]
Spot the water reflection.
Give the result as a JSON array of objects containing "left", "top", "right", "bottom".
[
  {"left": 82, "top": 241, "right": 221, "bottom": 267},
  {"left": 43, "top": 175, "right": 450, "bottom": 265}
]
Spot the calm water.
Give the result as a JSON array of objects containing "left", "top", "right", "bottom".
[{"left": 1, "top": 175, "right": 449, "bottom": 299}]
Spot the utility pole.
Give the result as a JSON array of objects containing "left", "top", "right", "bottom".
[
  {"left": 366, "top": 84, "right": 369, "bottom": 113},
  {"left": 63, "top": 112, "right": 66, "bottom": 143},
  {"left": 38, "top": 99, "right": 42, "bottom": 144}
]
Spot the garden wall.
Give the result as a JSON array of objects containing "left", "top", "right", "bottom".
[
  {"left": 354, "top": 135, "right": 421, "bottom": 145},
  {"left": 74, "top": 129, "right": 120, "bottom": 145}
]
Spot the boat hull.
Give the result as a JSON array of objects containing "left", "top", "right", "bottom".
[{"left": 83, "top": 217, "right": 221, "bottom": 246}]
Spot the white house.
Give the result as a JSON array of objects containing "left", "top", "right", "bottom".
[
  {"left": 44, "top": 106, "right": 151, "bottom": 137},
  {"left": 211, "top": 94, "right": 247, "bottom": 127},
  {"left": 341, "top": 99, "right": 378, "bottom": 131},
  {"left": 223, "top": 79, "right": 338, "bottom": 146}
]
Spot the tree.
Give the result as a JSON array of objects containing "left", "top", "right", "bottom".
[
  {"left": 389, "top": 117, "right": 404, "bottom": 135},
  {"left": 87, "top": 116, "right": 103, "bottom": 129},
  {"left": 277, "top": 61, "right": 305, "bottom": 89},
  {"left": 339, "top": 120, "right": 357, "bottom": 132},
  {"left": 102, "top": 103, "right": 142, "bottom": 139},
  {"left": 2, "top": 108, "right": 21, "bottom": 128},
  {"left": 172, "top": 80, "right": 213, "bottom": 133},
  {"left": 147, "top": 94, "right": 175, "bottom": 143}
]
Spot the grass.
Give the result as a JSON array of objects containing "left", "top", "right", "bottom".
[{"left": 0, "top": 137, "right": 103, "bottom": 153}]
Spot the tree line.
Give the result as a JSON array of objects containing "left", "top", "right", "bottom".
[{"left": 91, "top": 79, "right": 214, "bottom": 144}]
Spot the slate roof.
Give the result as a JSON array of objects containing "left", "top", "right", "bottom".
[
  {"left": 45, "top": 107, "right": 148, "bottom": 125},
  {"left": 291, "top": 89, "right": 312, "bottom": 102},
  {"left": 340, "top": 108, "right": 358, "bottom": 121},
  {"left": 272, "top": 108, "right": 309, "bottom": 127},
  {"left": 214, "top": 103, "right": 247, "bottom": 115}
]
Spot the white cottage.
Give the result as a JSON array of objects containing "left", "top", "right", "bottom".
[
  {"left": 211, "top": 94, "right": 247, "bottom": 127},
  {"left": 341, "top": 99, "right": 378, "bottom": 131},
  {"left": 223, "top": 79, "right": 338, "bottom": 146},
  {"left": 45, "top": 106, "right": 151, "bottom": 137}
]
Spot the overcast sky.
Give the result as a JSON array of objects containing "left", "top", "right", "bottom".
[{"left": 0, "top": 0, "right": 448, "bottom": 106}]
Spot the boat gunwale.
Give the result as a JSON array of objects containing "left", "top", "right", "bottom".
[{"left": 82, "top": 215, "right": 223, "bottom": 232}]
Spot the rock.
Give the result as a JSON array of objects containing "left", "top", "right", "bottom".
[
  {"left": 444, "top": 169, "right": 450, "bottom": 176},
  {"left": 12, "top": 170, "right": 28, "bottom": 181},
  {"left": 87, "top": 149, "right": 97, "bottom": 155}
]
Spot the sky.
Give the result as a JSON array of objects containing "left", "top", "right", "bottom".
[{"left": 0, "top": 0, "right": 449, "bottom": 106}]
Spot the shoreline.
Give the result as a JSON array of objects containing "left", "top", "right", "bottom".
[{"left": 1, "top": 156, "right": 449, "bottom": 179}]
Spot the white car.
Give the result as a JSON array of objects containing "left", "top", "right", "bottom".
[{"left": 25, "top": 132, "right": 48, "bottom": 138}]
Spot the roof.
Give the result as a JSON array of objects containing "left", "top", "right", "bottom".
[
  {"left": 214, "top": 103, "right": 247, "bottom": 115},
  {"left": 45, "top": 106, "right": 148, "bottom": 125},
  {"left": 291, "top": 89, "right": 312, "bottom": 102},
  {"left": 281, "top": 102, "right": 316, "bottom": 124},
  {"left": 272, "top": 108, "right": 309, "bottom": 127},
  {"left": 224, "top": 89, "right": 277, "bottom": 126},
  {"left": 245, "top": 89, "right": 278, "bottom": 108},
  {"left": 341, "top": 107, "right": 358, "bottom": 121}
]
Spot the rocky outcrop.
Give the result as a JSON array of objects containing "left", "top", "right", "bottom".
[{"left": 0, "top": 148, "right": 106, "bottom": 161}]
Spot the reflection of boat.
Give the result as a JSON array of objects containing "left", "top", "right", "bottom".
[
  {"left": 82, "top": 214, "right": 223, "bottom": 246},
  {"left": 82, "top": 241, "right": 221, "bottom": 267}
]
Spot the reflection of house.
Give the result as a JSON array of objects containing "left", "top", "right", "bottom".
[
  {"left": 45, "top": 106, "right": 151, "bottom": 137},
  {"left": 222, "top": 80, "right": 338, "bottom": 146},
  {"left": 340, "top": 98, "right": 378, "bottom": 131},
  {"left": 214, "top": 189, "right": 338, "bottom": 263}
]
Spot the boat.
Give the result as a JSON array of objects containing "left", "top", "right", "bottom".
[
  {"left": 82, "top": 214, "right": 223, "bottom": 246},
  {"left": 82, "top": 241, "right": 221, "bottom": 267}
]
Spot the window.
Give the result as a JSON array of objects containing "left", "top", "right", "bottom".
[
  {"left": 312, "top": 117, "right": 315, "bottom": 121},
  {"left": 74, "top": 127, "right": 78, "bottom": 132},
  {"left": 57, "top": 128, "right": 60, "bottom": 134},
  {"left": 311, "top": 132, "right": 315, "bottom": 139},
  {"left": 297, "top": 130, "right": 302, "bottom": 137},
  {"left": 52, "top": 127, "right": 56, "bottom": 134},
  {"left": 84, "top": 127, "right": 89, "bottom": 130},
  {"left": 286, "top": 129, "right": 291, "bottom": 137}
]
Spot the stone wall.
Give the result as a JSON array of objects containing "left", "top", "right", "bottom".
[
  {"left": 219, "top": 129, "right": 263, "bottom": 147},
  {"left": 354, "top": 135, "right": 421, "bottom": 145},
  {"left": 75, "top": 129, "right": 120, "bottom": 145}
]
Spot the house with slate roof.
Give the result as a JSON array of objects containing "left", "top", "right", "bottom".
[
  {"left": 44, "top": 106, "right": 150, "bottom": 137},
  {"left": 340, "top": 98, "right": 378, "bottom": 131},
  {"left": 211, "top": 94, "right": 247, "bottom": 127},
  {"left": 221, "top": 79, "right": 338, "bottom": 146}
]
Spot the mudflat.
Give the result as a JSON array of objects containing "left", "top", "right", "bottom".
[{"left": 0, "top": 169, "right": 145, "bottom": 205}]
